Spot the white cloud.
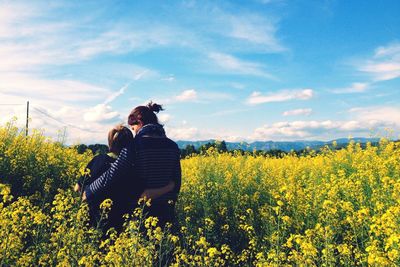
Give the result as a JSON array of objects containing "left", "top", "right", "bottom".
[
  {"left": 175, "top": 89, "right": 198, "bottom": 102},
  {"left": 349, "top": 106, "right": 400, "bottom": 126},
  {"left": 76, "top": 25, "right": 178, "bottom": 59},
  {"left": 208, "top": 52, "right": 275, "bottom": 79},
  {"left": 24, "top": 83, "right": 100, "bottom": 104},
  {"left": 104, "top": 84, "right": 129, "bottom": 105},
  {"left": 360, "top": 62, "right": 400, "bottom": 81},
  {"left": 207, "top": 131, "right": 244, "bottom": 142},
  {"left": 247, "top": 89, "right": 314, "bottom": 105},
  {"left": 205, "top": 7, "right": 285, "bottom": 53},
  {"left": 0, "top": 39, "right": 71, "bottom": 72},
  {"left": 357, "top": 42, "right": 400, "bottom": 81},
  {"left": 0, "top": 2, "right": 40, "bottom": 38},
  {"left": 251, "top": 106, "right": 400, "bottom": 141},
  {"left": 0, "top": 3, "right": 79, "bottom": 71},
  {"left": 0, "top": 73, "right": 111, "bottom": 104},
  {"left": 162, "top": 75, "right": 175, "bottom": 82},
  {"left": 374, "top": 43, "right": 400, "bottom": 58},
  {"left": 161, "top": 105, "right": 400, "bottom": 142},
  {"left": 228, "top": 15, "right": 284, "bottom": 52},
  {"left": 158, "top": 113, "right": 172, "bottom": 123},
  {"left": 0, "top": 104, "right": 27, "bottom": 126},
  {"left": 282, "top": 108, "right": 313, "bottom": 116},
  {"left": 0, "top": 101, "right": 118, "bottom": 145},
  {"left": 0, "top": 2, "right": 167, "bottom": 144},
  {"left": 83, "top": 104, "right": 121, "bottom": 123},
  {"left": 331, "top": 82, "right": 370, "bottom": 94},
  {"left": 38, "top": 108, "right": 118, "bottom": 144},
  {"left": 133, "top": 70, "right": 149, "bottom": 81},
  {"left": 165, "top": 126, "right": 243, "bottom": 142},
  {"left": 251, "top": 119, "right": 388, "bottom": 141},
  {"left": 0, "top": 2, "right": 182, "bottom": 74},
  {"left": 162, "top": 89, "right": 233, "bottom": 104},
  {"left": 166, "top": 127, "right": 199, "bottom": 140},
  {"left": 253, "top": 123, "right": 309, "bottom": 140}
]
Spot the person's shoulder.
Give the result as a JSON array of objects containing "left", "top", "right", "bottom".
[
  {"left": 90, "top": 153, "right": 114, "bottom": 166},
  {"left": 164, "top": 138, "right": 180, "bottom": 150},
  {"left": 86, "top": 153, "right": 113, "bottom": 176},
  {"left": 134, "top": 135, "right": 179, "bottom": 151},
  {"left": 120, "top": 139, "right": 137, "bottom": 159},
  {"left": 89, "top": 153, "right": 107, "bottom": 164}
]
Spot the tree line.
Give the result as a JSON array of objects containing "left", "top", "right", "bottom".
[
  {"left": 73, "top": 141, "right": 287, "bottom": 158},
  {"left": 74, "top": 140, "right": 383, "bottom": 159}
]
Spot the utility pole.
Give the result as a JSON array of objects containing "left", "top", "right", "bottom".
[{"left": 26, "top": 101, "right": 29, "bottom": 136}]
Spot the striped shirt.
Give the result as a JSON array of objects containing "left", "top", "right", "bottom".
[
  {"left": 85, "top": 125, "right": 181, "bottom": 205},
  {"left": 85, "top": 144, "right": 137, "bottom": 202},
  {"left": 135, "top": 136, "right": 181, "bottom": 203}
]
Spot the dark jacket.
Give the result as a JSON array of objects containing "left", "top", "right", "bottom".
[
  {"left": 84, "top": 149, "right": 143, "bottom": 231},
  {"left": 79, "top": 153, "right": 116, "bottom": 226},
  {"left": 85, "top": 124, "right": 181, "bottom": 226},
  {"left": 135, "top": 124, "right": 181, "bottom": 227},
  {"left": 85, "top": 142, "right": 139, "bottom": 201},
  {"left": 78, "top": 153, "right": 116, "bottom": 190},
  {"left": 134, "top": 124, "right": 181, "bottom": 204}
]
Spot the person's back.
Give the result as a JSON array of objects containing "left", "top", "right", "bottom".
[
  {"left": 125, "top": 101, "right": 182, "bottom": 230},
  {"left": 76, "top": 153, "right": 116, "bottom": 226},
  {"left": 78, "top": 125, "right": 142, "bottom": 231},
  {"left": 135, "top": 132, "right": 181, "bottom": 201},
  {"left": 134, "top": 123, "right": 181, "bottom": 227}
]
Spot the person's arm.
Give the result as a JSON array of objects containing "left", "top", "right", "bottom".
[
  {"left": 138, "top": 148, "right": 180, "bottom": 201},
  {"left": 76, "top": 157, "right": 96, "bottom": 190},
  {"left": 84, "top": 147, "right": 133, "bottom": 202},
  {"left": 141, "top": 181, "right": 175, "bottom": 200},
  {"left": 172, "top": 150, "right": 182, "bottom": 195}
]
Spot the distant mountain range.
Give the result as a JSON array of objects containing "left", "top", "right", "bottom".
[{"left": 176, "top": 137, "right": 381, "bottom": 152}]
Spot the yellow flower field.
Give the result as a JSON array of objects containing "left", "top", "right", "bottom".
[{"left": 1, "top": 121, "right": 399, "bottom": 266}]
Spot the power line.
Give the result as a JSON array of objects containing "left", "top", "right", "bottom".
[
  {"left": 32, "top": 106, "right": 102, "bottom": 133},
  {"left": 29, "top": 109, "right": 68, "bottom": 131},
  {"left": 2, "top": 102, "right": 104, "bottom": 135},
  {"left": 32, "top": 107, "right": 65, "bottom": 124}
]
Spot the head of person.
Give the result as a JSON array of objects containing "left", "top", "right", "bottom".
[
  {"left": 127, "top": 101, "right": 163, "bottom": 134},
  {"left": 108, "top": 125, "right": 134, "bottom": 154}
]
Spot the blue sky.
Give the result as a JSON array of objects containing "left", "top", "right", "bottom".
[{"left": 0, "top": 0, "right": 399, "bottom": 144}]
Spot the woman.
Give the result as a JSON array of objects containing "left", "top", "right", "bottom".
[
  {"left": 75, "top": 125, "right": 134, "bottom": 229},
  {"left": 128, "top": 102, "right": 181, "bottom": 227},
  {"left": 84, "top": 102, "right": 181, "bottom": 228}
]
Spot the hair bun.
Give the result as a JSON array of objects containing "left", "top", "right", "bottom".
[{"left": 147, "top": 101, "right": 163, "bottom": 113}]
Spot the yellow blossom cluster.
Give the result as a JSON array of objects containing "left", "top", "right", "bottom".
[
  {"left": 1, "top": 121, "right": 400, "bottom": 266},
  {"left": 0, "top": 119, "right": 91, "bottom": 205}
]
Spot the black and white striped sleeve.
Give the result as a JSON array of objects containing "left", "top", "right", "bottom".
[{"left": 85, "top": 147, "right": 132, "bottom": 201}]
